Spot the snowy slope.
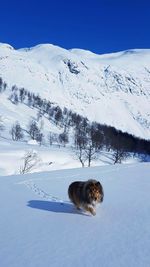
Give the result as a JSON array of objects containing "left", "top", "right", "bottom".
[
  {"left": 1, "top": 136, "right": 133, "bottom": 176},
  {"left": 0, "top": 137, "right": 79, "bottom": 176},
  {"left": 0, "top": 43, "right": 150, "bottom": 139},
  {"left": 0, "top": 163, "right": 150, "bottom": 267}
]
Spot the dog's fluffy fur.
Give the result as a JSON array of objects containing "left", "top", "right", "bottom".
[{"left": 68, "top": 179, "right": 104, "bottom": 216}]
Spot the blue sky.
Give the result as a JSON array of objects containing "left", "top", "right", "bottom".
[{"left": 0, "top": 0, "right": 149, "bottom": 54}]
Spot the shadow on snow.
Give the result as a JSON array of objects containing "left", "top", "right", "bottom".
[{"left": 27, "top": 200, "right": 89, "bottom": 216}]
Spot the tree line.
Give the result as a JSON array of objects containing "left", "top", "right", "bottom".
[{"left": 0, "top": 77, "right": 150, "bottom": 166}]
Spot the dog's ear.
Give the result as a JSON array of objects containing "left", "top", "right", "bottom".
[{"left": 96, "top": 181, "right": 100, "bottom": 186}]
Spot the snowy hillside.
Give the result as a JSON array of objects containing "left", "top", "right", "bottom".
[
  {"left": 0, "top": 43, "right": 150, "bottom": 139},
  {"left": 0, "top": 163, "right": 150, "bottom": 267}
]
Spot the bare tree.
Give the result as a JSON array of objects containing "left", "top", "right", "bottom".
[
  {"left": 36, "top": 132, "right": 44, "bottom": 146},
  {"left": 28, "top": 120, "right": 40, "bottom": 140},
  {"left": 73, "top": 125, "right": 102, "bottom": 167},
  {"left": 0, "top": 116, "right": 5, "bottom": 134},
  {"left": 74, "top": 146, "right": 87, "bottom": 167},
  {"left": 9, "top": 87, "right": 19, "bottom": 104},
  {"left": 73, "top": 128, "right": 88, "bottom": 167},
  {"left": 59, "top": 132, "right": 69, "bottom": 147},
  {"left": 10, "top": 122, "right": 24, "bottom": 141},
  {"left": 20, "top": 151, "right": 41, "bottom": 174},
  {"left": 84, "top": 143, "right": 99, "bottom": 167},
  {"left": 113, "top": 148, "right": 129, "bottom": 164},
  {"left": 19, "top": 88, "right": 26, "bottom": 103},
  {"left": 0, "top": 78, "right": 7, "bottom": 93},
  {"left": 48, "top": 132, "right": 58, "bottom": 146}
]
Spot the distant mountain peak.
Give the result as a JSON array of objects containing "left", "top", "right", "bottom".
[{"left": 0, "top": 42, "right": 150, "bottom": 140}]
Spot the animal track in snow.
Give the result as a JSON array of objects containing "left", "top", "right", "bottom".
[{"left": 20, "top": 180, "right": 66, "bottom": 204}]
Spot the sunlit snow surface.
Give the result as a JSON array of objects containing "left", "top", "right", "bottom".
[{"left": 0, "top": 163, "right": 150, "bottom": 267}]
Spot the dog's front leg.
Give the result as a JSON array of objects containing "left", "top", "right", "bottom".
[{"left": 83, "top": 205, "right": 96, "bottom": 216}]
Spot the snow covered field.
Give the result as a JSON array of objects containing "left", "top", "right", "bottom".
[
  {"left": 0, "top": 163, "right": 150, "bottom": 267},
  {"left": 0, "top": 136, "right": 140, "bottom": 176},
  {"left": 0, "top": 137, "right": 81, "bottom": 176}
]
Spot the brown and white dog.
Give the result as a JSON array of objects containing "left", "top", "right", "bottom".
[{"left": 68, "top": 179, "right": 104, "bottom": 216}]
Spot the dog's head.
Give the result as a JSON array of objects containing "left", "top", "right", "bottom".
[{"left": 87, "top": 180, "right": 104, "bottom": 203}]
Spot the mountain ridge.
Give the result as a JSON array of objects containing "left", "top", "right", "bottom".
[{"left": 0, "top": 42, "right": 150, "bottom": 140}]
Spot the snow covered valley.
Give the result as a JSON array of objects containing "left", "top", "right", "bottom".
[{"left": 0, "top": 42, "right": 150, "bottom": 267}]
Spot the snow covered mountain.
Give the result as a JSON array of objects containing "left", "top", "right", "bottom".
[
  {"left": 0, "top": 42, "right": 150, "bottom": 139},
  {"left": 0, "top": 43, "right": 150, "bottom": 267}
]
